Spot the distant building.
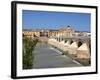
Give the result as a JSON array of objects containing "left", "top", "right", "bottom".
[
  {"left": 23, "top": 29, "right": 40, "bottom": 39},
  {"left": 23, "top": 26, "right": 90, "bottom": 39},
  {"left": 57, "top": 26, "right": 75, "bottom": 37}
]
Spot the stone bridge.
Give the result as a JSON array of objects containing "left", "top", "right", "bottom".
[{"left": 48, "top": 36, "right": 91, "bottom": 59}]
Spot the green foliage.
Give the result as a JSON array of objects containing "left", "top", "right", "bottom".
[{"left": 23, "top": 37, "right": 38, "bottom": 69}]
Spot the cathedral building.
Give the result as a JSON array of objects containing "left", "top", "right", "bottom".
[{"left": 23, "top": 26, "right": 90, "bottom": 39}]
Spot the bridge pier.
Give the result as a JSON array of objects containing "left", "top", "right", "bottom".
[
  {"left": 76, "top": 43, "right": 90, "bottom": 59},
  {"left": 68, "top": 41, "right": 78, "bottom": 55},
  {"left": 59, "top": 41, "right": 65, "bottom": 50},
  {"left": 48, "top": 36, "right": 91, "bottom": 59}
]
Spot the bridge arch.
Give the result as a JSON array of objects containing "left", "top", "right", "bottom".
[
  {"left": 65, "top": 40, "right": 67, "bottom": 43},
  {"left": 70, "top": 40, "right": 73, "bottom": 45},
  {"left": 78, "top": 41, "right": 82, "bottom": 47}
]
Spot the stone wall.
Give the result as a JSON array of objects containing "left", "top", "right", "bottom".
[{"left": 48, "top": 38, "right": 90, "bottom": 59}]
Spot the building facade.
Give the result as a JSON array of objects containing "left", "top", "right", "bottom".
[{"left": 23, "top": 26, "right": 90, "bottom": 39}]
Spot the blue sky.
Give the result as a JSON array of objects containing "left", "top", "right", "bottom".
[{"left": 22, "top": 10, "right": 91, "bottom": 32}]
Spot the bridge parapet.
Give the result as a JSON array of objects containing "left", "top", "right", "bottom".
[{"left": 48, "top": 36, "right": 91, "bottom": 59}]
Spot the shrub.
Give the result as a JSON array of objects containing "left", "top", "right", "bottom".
[{"left": 23, "top": 37, "right": 38, "bottom": 69}]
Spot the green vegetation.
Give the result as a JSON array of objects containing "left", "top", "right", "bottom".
[{"left": 23, "top": 37, "right": 38, "bottom": 69}]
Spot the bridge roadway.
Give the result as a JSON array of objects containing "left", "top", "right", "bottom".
[{"left": 33, "top": 42, "right": 83, "bottom": 69}]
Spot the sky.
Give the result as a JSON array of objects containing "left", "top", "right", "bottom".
[{"left": 22, "top": 10, "right": 91, "bottom": 32}]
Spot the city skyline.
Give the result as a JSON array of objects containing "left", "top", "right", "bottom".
[{"left": 22, "top": 10, "right": 91, "bottom": 32}]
